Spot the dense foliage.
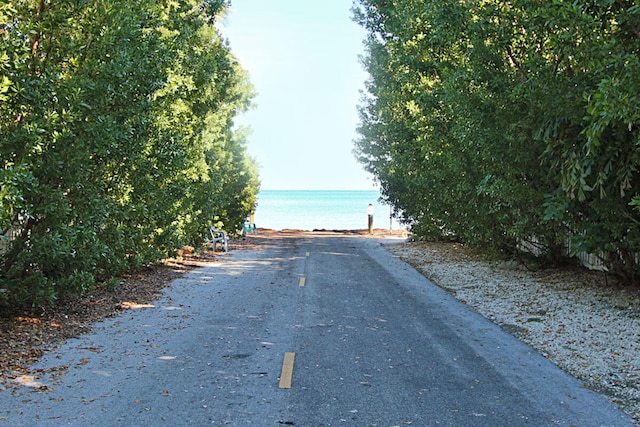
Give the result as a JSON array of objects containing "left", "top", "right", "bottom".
[
  {"left": 353, "top": 0, "right": 640, "bottom": 284},
  {"left": 1, "top": 0, "right": 260, "bottom": 308}
]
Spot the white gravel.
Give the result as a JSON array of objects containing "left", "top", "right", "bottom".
[{"left": 385, "top": 240, "right": 640, "bottom": 423}]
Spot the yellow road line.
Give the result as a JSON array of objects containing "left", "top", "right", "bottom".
[
  {"left": 299, "top": 277, "right": 306, "bottom": 287},
  {"left": 278, "top": 352, "right": 296, "bottom": 389}
]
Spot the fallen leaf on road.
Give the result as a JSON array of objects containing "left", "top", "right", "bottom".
[
  {"left": 120, "top": 302, "right": 155, "bottom": 309},
  {"left": 78, "top": 347, "right": 103, "bottom": 353},
  {"left": 12, "top": 375, "right": 46, "bottom": 389}
]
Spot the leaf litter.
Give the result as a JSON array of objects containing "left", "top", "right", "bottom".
[{"left": 0, "top": 249, "right": 223, "bottom": 391}]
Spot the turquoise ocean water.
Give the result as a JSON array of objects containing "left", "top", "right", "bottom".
[{"left": 253, "top": 190, "right": 403, "bottom": 231}]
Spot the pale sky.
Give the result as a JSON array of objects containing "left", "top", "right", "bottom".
[{"left": 220, "top": 1, "right": 377, "bottom": 190}]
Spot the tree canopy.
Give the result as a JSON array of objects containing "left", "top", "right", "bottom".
[
  {"left": 1, "top": 0, "right": 260, "bottom": 308},
  {"left": 353, "top": 0, "right": 640, "bottom": 284}
]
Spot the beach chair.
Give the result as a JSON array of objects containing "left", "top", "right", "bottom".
[
  {"left": 243, "top": 220, "right": 257, "bottom": 235},
  {"left": 208, "top": 226, "right": 228, "bottom": 252}
]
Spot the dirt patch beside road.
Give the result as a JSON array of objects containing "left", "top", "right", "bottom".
[{"left": 0, "top": 250, "right": 219, "bottom": 384}]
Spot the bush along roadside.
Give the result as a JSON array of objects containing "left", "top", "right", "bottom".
[{"left": 0, "top": 0, "right": 260, "bottom": 309}]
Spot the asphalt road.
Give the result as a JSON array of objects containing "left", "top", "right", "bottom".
[{"left": 0, "top": 234, "right": 635, "bottom": 426}]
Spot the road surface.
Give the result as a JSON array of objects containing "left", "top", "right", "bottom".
[{"left": 0, "top": 234, "right": 634, "bottom": 426}]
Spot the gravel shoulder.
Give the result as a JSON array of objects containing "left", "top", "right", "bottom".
[{"left": 385, "top": 240, "right": 640, "bottom": 423}]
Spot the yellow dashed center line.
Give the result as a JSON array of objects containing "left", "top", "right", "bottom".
[
  {"left": 299, "top": 277, "right": 306, "bottom": 287},
  {"left": 278, "top": 352, "right": 296, "bottom": 389}
]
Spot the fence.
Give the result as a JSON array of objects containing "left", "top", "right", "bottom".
[
  {"left": 576, "top": 250, "right": 608, "bottom": 271},
  {"left": 518, "top": 234, "right": 608, "bottom": 271},
  {"left": 0, "top": 226, "right": 20, "bottom": 255}
]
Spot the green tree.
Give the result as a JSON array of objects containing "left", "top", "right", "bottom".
[
  {"left": 353, "top": 0, "right": 640, "bottom": 282},
  {"left": 1, "top": 0, "right": 259, "bottom": 308},
  {"left": 353, "top": 0, "right": 557, "bottom": 252}
]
